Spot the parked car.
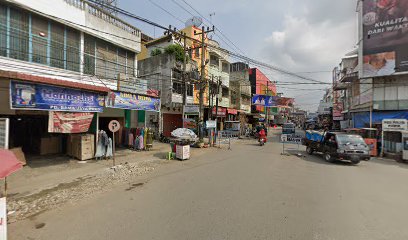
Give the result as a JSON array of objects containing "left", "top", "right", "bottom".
[
  {"left": 303, "top": 131, "right": 371, "bottom": 164},
  {"left": 282, "top": 123, "right": 296, "bottom": 134}
]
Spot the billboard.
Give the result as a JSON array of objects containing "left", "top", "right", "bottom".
[
  {"left": 252, "top": 95, "right": 278, "bottom": 107},
  {"left": 333, "top": 102, "right": 344, "bottom": 121},
  {"left": 362, "top": 0, "right": 408, "bottom": 77}
]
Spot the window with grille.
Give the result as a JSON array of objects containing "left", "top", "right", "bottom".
[
  {"left": 127, "top": 51, "right": 135, "bottom": 76},
  {"left": 9, "top": 8, "right": 29, "bottom": 61},
  {"left": 172, "top": 82, "right": 183, "bottom": 95},
  {"left": 222, "top": 87, "right": 229, "bottom": 97},
  {"left": 31, "top": 15, "right": 48, "bottom": 64},
  {"left": 187, "top": 84, "right": 194, "bottom": 96},
  {"left": 50, "top": 22, "right": 65, "bottom": 69},
  {"left": 84, "top": 34, "right": 96, "bottom": 75},
  {"left": 222, "top": 62, "right": 229, "bottom": 73},
  {"left": 66, "top": 28, "right": 80, "bottom": 72},
  {"left": 0, "top": 5, "right": 7, "bottom": 57}
]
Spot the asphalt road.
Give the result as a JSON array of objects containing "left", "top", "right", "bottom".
[{"left": 10, "top": 129, "right": 408, "bottom": 240}]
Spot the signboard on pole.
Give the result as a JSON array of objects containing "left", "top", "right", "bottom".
[
  {"left": 108, "top": 120, "right": 120, "bottom": 167},
  {"left": 382, "top": 119, "right": 408, "bottom": 131},
  {"left": 0, "top": 197, "right": 7, "bottom": 239},
  {"left": 280, "top": 134, "right": 303, "bottom": 144},
  {"left": 206, "top": 120, "right": 217, "bottom": 129}
]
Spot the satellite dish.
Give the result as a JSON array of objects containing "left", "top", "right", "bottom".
[{"left": 185, "top": 16, "right": 203, "bottom": 28}]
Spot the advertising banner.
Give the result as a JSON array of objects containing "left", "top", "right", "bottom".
[
  {"left": 362, "top": 0, "right": 408, "bottom": 77},
  {"left": 252, "top": 95, "right": 277, "bottom": 107},
  {"left": 10, "top": 81, "right": 105, "bottom": 112},
  {"left": 333, "top": 102, "right": 344, "bottom": 121},
  {"left": 48, "top": 112, "right": 94, "bottom": 133},
  {"left": 105, "top": 91, "right": 160, "bottom": 112}
]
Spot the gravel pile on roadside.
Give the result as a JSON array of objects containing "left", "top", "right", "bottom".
[{"left": 7, "top": 159, "right": 165, "bottom": 223}]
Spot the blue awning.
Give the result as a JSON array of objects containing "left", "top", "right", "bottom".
[{"left": 353, "top": 111, "right": 408, "bottom": 128}]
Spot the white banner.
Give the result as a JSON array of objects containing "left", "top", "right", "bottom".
[
  {"left": 382, "top": 119, "right": 408, "bottom": 132},
  {"left": 0, "top": 197, "right": 7, "bottom": 240}
]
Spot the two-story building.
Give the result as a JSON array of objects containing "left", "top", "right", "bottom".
[{"left": 0, "top": 0, "right": 158, "bottom": 157}]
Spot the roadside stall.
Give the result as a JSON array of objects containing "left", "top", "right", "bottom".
[{"left": 170, "top": 128, "right": 198, "bottom": 160}]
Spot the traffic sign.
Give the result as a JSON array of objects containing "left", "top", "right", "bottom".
[{"left": 108, "top": 120, "right": 121, "bottom": 133}]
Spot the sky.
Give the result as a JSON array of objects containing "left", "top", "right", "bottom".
[{"left": 118, "top": 0, "right": 358, "bottom": 112}]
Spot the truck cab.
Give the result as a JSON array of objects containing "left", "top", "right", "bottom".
[{"left": 304, "top": 131, "right": 371, "bottom": 164}]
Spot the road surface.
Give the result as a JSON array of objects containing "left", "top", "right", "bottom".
[{"left": 9, "top": 129, "right": 408, "bottom": 240}]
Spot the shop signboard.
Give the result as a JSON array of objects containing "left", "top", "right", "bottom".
[
  {"left": 0, "top": 197, "right": 6, "bottom": 240},
  {"left": 0, "top": 119, "right": 9, "bottom": 149},
  {"left": 48, "top": 112, "right": 94, "bottom": 133},
  {"left": 105, "top": 91, "right": 160, "bottom": 112},
  {"left": 333, "top": 102, "right": 344, "bottom": 121},
  {"left": 10, "top": 81, "right": 104, "bottom": 112},
  {"left": 184, "top": 105, "right": 200, "bottom": 115},
  {"left": 362, "top": 0, "right": 408, "bottom": 78},
  {"left": 382, "top": 119, "right": 408, "bottom": 131},
  {"left": 212, "top": 107, "right": 227, "bottom": 117}
]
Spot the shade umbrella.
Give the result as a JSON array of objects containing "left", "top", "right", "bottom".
[{"left": 0, "top": 149, "right": 23, "bottom": 197}]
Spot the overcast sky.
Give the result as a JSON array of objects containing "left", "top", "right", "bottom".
[{"left": 120, "top": 0, "right": 358, "bottom": 112}]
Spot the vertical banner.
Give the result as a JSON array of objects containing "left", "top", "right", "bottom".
[
  {"left": 362, "top": 0, "right": 408, "bottom": 77},
  {"left": 0, "top": 197, "right": 6, "bottom": 240},
  {"left": 48, "top": 112, "right": 94, "bottom": 133}
]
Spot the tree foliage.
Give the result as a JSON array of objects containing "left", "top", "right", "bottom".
[
  {"left": 150, "top": 48, "right": 162, "bottom": 56},
  {"left": 164, "top": 44, "right": 188, "bottom": 62}
]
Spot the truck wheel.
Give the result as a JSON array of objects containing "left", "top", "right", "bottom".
[
  {"left": 306, "top": 146, "right": 314, "bottom": 155},
  {"left": 324, "top": 153, "right": 334, "bottom": 163},
  {"left": 351, "top": 160, "right": 360, "bottom": 165}
]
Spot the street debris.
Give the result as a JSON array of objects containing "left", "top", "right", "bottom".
[{"left": 7, "top": 160, "right": 162, "bottom": 223}]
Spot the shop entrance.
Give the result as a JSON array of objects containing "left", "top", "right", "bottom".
[{"left": 163, "top": 113, "right": 182, "bottom": 137}]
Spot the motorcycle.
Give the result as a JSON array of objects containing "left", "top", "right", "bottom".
[{"left": 259, "top": 137, "right": 266, "bottom": 146}]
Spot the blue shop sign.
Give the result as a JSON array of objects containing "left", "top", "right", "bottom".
[
  {"left": 105, "top": 91, "right": 160, "bottom": 112},
  {"left": 10, "top": 81, "right": 105, "bottom": 112}
]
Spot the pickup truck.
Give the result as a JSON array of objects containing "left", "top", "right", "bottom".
[{"left": 303, "top": 131, "right": 371, "bottom": 165}]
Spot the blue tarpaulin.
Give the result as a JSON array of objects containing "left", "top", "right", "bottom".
[{"left": 353, "top": 111, "right": 408, "bottom": 128}]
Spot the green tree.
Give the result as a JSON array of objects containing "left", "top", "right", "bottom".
[
  {"left": 164, "top": 44, "right": 188, "bottom": 62},
  {"left": 150, "top": 48, "right": 162, "bottom": 56}
]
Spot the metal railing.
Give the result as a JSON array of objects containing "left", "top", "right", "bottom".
[{"left": 64, "top": 0, "right": 140, "bottom": 36}]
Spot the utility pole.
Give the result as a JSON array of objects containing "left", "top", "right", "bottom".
[
  {"left": 195, "top": 26, "right": 214, "bottom": 142},
  {"left": 182, "top": 32, "right": 187, "bottom": 128}
]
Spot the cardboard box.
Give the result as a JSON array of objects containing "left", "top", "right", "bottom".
[{"left": 67, "top": 134, "right": 95, "bottom": 160}]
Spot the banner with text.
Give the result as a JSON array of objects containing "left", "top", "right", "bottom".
[
  {"left": 363, "top": 0, "right": 408, "bottom": 77},
  {"left": 105, "top": 91, "right": 160, "bottom": 112},
  {"left": 252, "top": 95, "right": 277, "bottom": 107},
  {"left": 10, "top": 81, "right": 104, "bottom": 112}
]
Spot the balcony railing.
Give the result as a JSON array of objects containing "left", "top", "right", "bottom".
[{"left": 64, "top": 0, "right": 140, "bottom": 36}]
